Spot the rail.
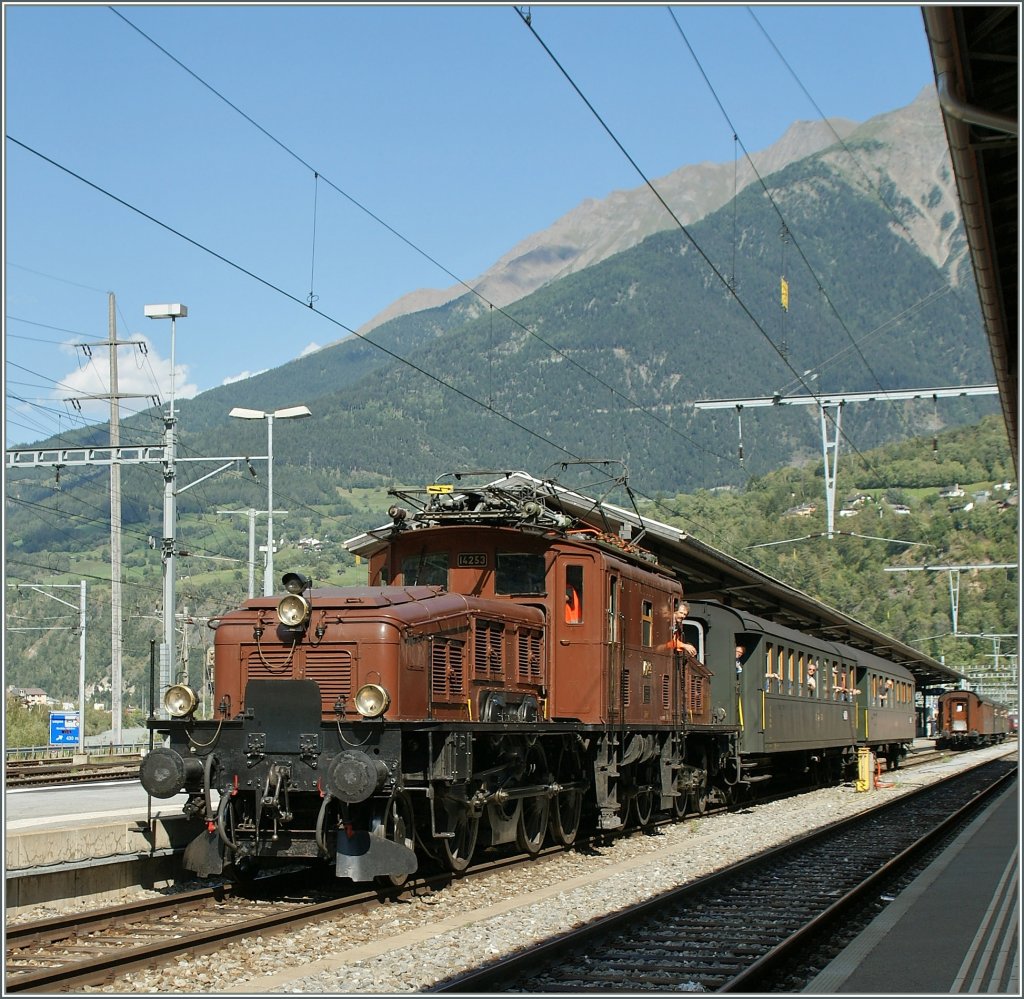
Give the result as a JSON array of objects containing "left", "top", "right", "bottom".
[
  {"left": 5, "top": 744, "right": 146, "bottom": 763},
  {"left": 429, "top": 758, "right": 1017, "bottom": 993}
]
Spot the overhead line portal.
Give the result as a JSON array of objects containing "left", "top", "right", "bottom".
[{"left": 694, "top": 384, "right": 999, "bottom": 538}]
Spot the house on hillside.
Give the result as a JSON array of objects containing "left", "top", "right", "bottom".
[
  {"left": 17, "top": 687, "right": 52, "bottom": 707},
  {"left": 939, "top": 484, "right": 965, "bottom": 498},
  {"left": 783, "top": 503, "right": 817, "bottom": 518}
]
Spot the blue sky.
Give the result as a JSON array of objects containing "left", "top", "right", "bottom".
[{"left": 4, "top": 3, "right": 938, "bottom": 448}]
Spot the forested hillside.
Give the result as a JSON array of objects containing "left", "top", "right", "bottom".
[{"left": 5, "top": 416, "right": 1015, "bottom": 720}]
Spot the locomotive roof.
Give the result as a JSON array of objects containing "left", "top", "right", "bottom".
[
  {"left": 345, "top": 471, "right": 964, "bottom": 691},
  {"left": 938, "top": 688, "right": 1012, "bottom": 711},
  {"left": 220, "top": 585, "right": 544, "bottom": 625}
]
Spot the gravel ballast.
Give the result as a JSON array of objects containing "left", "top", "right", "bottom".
[{"left": 21, "top": 742, "right": 1013, "bottom": 994}]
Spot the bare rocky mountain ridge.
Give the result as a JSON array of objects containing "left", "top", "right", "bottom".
[{"left": 355, "top": 87, "right": 961, "bottom": 335}]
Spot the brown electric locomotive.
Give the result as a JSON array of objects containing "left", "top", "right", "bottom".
[{"left": 141, "top": 473, "right": 916, "bottom": 883}]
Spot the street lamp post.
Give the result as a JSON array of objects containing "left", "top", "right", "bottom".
[
  {"left": 144, "top": 304, "right": 187, "bottom": 713},
  {"left": 229, "top": 405, "right": 312, "bottom": 595}
]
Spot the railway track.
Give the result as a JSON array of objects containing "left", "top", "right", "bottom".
[
  {"left": 3, "top": 842, "right": 575, "bottom": 994},
  {"left": 3, "top": 873, "right": 367, "bottom": 993},
  {"left": 5, "top": 756, "right": 141, "bottom": 787},
  {"left": 428, "top": 757, "right": 1017, "bottom": 993},
  {"left": 3, "top": 746, "right": 1003, "bottom": 993}
]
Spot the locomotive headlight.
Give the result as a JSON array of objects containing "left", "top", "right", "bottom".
[
  {"left": 354, "top": 683, "right": 390, "bottom": 718},
  {"left": 164, "top": 683, "right": 198, "bottom": 718},
  {"left": 277, "top": 593, "right": 311, "bottom": 628}
]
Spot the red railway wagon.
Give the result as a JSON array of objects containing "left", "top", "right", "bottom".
[{"left": 936, "top": 689, "right": 1010, "bottom": 749}]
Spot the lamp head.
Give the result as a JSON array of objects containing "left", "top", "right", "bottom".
[
  {"left": 282, "top": 572, "right": 311, "bottom": 595},
  {"left": 144, "top": 304, "right": 188, "bottom": 319}
]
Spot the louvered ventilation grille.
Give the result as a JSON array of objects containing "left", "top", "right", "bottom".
[
  {"left": 304, "top": 648, "right": 353, "bottom": 707},
  {"left": 473, "top": 621, "right": 504, "bottom": 676},
  {"left": 690, "top": 676, "right": 705, "bottom": 718},
  {"left": 517, "top": 629, "right": 543, "bottom": 681},
  {"left": 620, "top": 669, "right": 630, "bottom": 707},
  {"left": 662, "top": 674, "right": 671, "bottom": 710},
  {"left": 245, "top": 649, "right": 295, "bottom": 681},
  {"left": 431, "top": 638, "right": 465, "bottom": 699}
]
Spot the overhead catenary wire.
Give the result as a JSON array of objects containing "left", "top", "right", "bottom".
[
  {"left": 7, "top": 136, "right": 746, "bottom": 537},
  {"left": 6, "top": 11, "right": 974, "bottom": 565},
  {"left": 516, "top": 7, "right": 899, "bottom": 487},
  {"left": 663, "top": 7, "right": 926, "bottom": 481},
  {"left": 5, "top": 121, "right": 925, "bottom": 566},
  {"left": 104, "top": 5, "right": 738, "bottom": 472}
]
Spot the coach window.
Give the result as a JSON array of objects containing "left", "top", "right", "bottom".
[
  {"left": 880, "top": 678, "right": 894, "bottom": 705},
  {"left": 564, "top": 564, "right": 584, "bottom": 624},
  {"left": 642, "top": 599, "right": 653, "bottom": 647},
  {"left": 788, "top": 649, "right": 796, "bottom": 695},
  {"left": 797, "top": 652, "right": 805, "bottom": 694},
  {"left": 608, "top": 576, "right": 619, "bottom": 642},
  {"left": 402, "top": 552, "right": 449, "bottom": 587}
]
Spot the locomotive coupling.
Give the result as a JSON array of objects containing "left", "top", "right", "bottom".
[
  {"left": 325, "top": 750, "right": 390, "bottom": 803},
  {"left": 140, "top": 747, "right": 204, "bottom": 798}
]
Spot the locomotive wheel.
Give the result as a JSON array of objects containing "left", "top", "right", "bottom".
[
  {"left": 689, "top": 750, "right": 710, "bottom": 815},
  {"left": 550, "top": 744, "right": 584, "bottom": 847},
  {"left": 517, "top": 792, "right": 549, "bottom": 855},
  {"left": 630, "top": 763, "right": 656, "bottom": 828},
  {"left": 374, "top": 791, "right": 416, "bottom": 888},
  {"left": 516, "top": 743, "right": 550, "bottom": 855},
  {"left": 631, "top": 785, "right": 655, "bottom": 828},
  {"left": 438, "top": 797, "right": 479, "bottom": 874},
  {"left": 671, "top": 782, "right": 688, "bottom": 819}
]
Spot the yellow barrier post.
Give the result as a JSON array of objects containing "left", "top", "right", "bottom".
[{"left": 855, "top": 747, "right": 873, "bottom": 792}]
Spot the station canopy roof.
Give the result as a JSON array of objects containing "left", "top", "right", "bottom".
[{"left": 346, "top": 471, "right": 964, "bottom": 690}]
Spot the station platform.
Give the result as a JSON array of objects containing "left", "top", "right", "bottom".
[
  {"left": 5, "top": 783, "right": 193, "bottom": 912},
  {"left": 806, "top": 776, "right": 1019, "bottom": 994}
]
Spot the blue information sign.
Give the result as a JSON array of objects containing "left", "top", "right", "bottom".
[{"left": 49, "top": 711, "right": 81, "bottom": 746}]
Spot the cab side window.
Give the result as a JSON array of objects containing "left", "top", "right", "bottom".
[
  {"left": 641, "top": 599, "right": 653, "bottom": 647},
  {"left": 564, "top": 564, "right": 584, "bottom": 624}
]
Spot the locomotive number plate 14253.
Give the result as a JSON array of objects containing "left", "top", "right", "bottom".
[{"left": 458, "top": 553, "right": 488, "bottom": 567}]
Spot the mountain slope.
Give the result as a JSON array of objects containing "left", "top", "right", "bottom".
[{"left": 355, "top": 87, "right": 964, "bottom": 335}]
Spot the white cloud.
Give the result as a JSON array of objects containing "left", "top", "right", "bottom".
[
  {"left": 222, "top": 369, "right": 269, "bottom": 385},
  {"left": 55, "top": 334, "right": 197, "bottom": 420},
  {"left": 299, "top": 341, "right": 322, "bottom": 358}
]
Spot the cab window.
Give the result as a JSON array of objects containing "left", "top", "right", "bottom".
[
  {"left": 495, "top": 553, "right": 546, "bottom": 595},
  {"left": 564, "top": 564, "right": 584, "bottom": 623},
  {"left": 402, "top": 552, "right": 448, "bottom": 587}
]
